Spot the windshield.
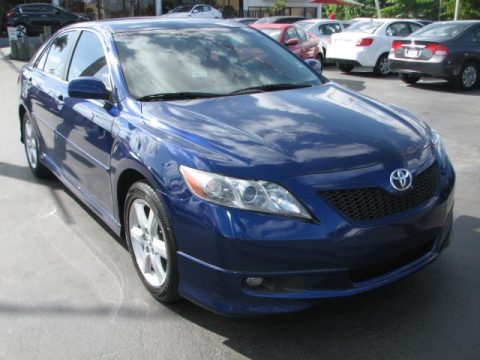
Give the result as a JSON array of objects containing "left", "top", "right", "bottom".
[
  {"left": 258, "top": 28, "right": 283, "bottom": 42},
  {"left": 345, "top": 20, "right": 383, "bottom": 34},
  {"left": 114, "top": 27, "right": 322, "bottom": 100},
  {"left": 410, "top": 22, "right": 471, "bottom": 39},
  {"left": 171, "top": 5, "right": 193, "bottom": 13}
]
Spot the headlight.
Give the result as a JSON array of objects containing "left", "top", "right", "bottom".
[
  {"left": 180, "top": 166, "right": 311, "bottom": 219},
  {"left": 430, "top": 128, "right": 447, "bottom": 165}
]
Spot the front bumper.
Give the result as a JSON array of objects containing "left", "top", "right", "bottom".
[
  {"left": 389, "top": 57, "right": 458, "bottom": 79},
  {"left": 169, "top": 160, "right": 455, "bottom": 316}
]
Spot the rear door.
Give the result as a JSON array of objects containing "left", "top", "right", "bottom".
[{"left": 60, "top": 30, "right": 116, "bottom": 212}]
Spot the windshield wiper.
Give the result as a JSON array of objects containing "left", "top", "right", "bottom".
[
  {"left": 230, "top": 83, "right": 313, "bottom": 95},
  {"left": 138, "top": 92, "right": 224, "bottom": 101}
]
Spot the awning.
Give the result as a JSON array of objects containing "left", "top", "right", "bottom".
[{"left": 310, "top": 0, "right": 363, "bottom": 5}]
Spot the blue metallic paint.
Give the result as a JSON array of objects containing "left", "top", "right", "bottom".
[{"left": 19, "top": 19, "right": 455, "bottom": 316}]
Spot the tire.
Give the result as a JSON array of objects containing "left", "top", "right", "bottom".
[
  {"left": 452, "top": 62, "right": 479, "bottom": 91},
  {"left": 337, "top": 63, "right": 354, "bottom": 73},
  {"left": 400, "top": 73, "right": 421, "bottom": 85},
  {"left": 124, "top": 181, "right": 179, "bottom": 303},
  {"left": 374, "top": 54, "right": 391, "bottom": 76},
  {"left": 316, "top": 53, "right": 324, "bottom": 68},
  {"left": 22, "top": 113, "right": 51, "bottom": 178},
  {"left": 15, "top": 23, "right": 28, "bottom": 38}
]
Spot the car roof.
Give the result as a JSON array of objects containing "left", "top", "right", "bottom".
[
  {"left": 66, "top": 18, "right": 245, "bottom": 34},
  {"left": 20, "top": 3, "right": 53, "bottom": 6},
  {"left": 251, "top": 23, "right": 292, "bottom": 29}
]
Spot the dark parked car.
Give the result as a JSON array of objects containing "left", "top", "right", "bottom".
[
  {"left": 19, "top": 18, "right": 454, "bottom": 316},
  {"left": 5, "top": 3, "right": 89, "bottom": 37},
  {"left": 389, "top": 21, "right": 480, "bottom": 90},
  {"left": 254, "top": 16, "right": 306, "bottom": 24},
  {"left": 229, "top": 17, "right": 258, "bottom": 25}
]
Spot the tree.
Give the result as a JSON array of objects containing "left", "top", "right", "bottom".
[{"left": 441, "top": 0, "right": 480, "bottom": 19}]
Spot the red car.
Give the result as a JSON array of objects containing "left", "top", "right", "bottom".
[{"left": 251, "top": 23, "right": 319, "bottom": 60}]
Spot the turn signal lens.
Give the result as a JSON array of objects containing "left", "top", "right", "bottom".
[
  {"left": 425, "top": 43, "right": 449, "bottom": 56},
  {"left": 391, "top": 41, "right": 403, "bottom": 52}
]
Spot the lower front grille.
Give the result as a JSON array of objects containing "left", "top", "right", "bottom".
[
  {"left": 349, "top": 239, "right": 435, "bottom": 283},
  {"left": 320, "top": 161, "right": 439, "bottom": 221}
]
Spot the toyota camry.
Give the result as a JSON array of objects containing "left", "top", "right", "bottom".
[{"left": 18, "top": 18, "right": 455, "bottom": 316}]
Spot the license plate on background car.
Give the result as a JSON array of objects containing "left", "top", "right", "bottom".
[{"left": 405, "top": 48, "right": 419, "bottom": 58}]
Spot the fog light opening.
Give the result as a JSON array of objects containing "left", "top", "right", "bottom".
[{"left": 245, "top": 277, "right": 264, "bottom": 287}]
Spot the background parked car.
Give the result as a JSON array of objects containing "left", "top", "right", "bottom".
[
  {"left": 389, "top": 21, "right": 480, "bottom": 90},
  {"left": 162, "top": 4, "right": 222, "bottom": 19},
  {"left": 254, "top": 16, "right": 306, "bottom": 24},
  {"left": 229, "top": 17, "right": 258, "bottom": 25},
  {"left": 252, "top": 23, "right": 319, "bottom": 60},
  {"left": 5, "top": 3, "right": 90, "bottom": 37},
  {"left": 295, "top": 19, "right": 349, "bottom": 65},
  {"left": 327, "top": 19, "right": 424, "bottom": 75}
]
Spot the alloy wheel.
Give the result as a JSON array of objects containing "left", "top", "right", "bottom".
[
  {"left": 379, "top": 57, "right": 390, "bottom": 75},
  {"left": 16, "top": 24, "right": 27, "bottom": 38},
  {"left": 24, "top": 118, "right": 38, "bottom": 169},
  {"left": 128, "top": 199, "right": 168, "bottom": 287},
  {"left": 462, "top": 65, "right": 478, "bottom": 89}
]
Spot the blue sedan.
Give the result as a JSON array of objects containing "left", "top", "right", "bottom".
[{"left": 18, "top": 18, "right": 455, "bottom": 316}]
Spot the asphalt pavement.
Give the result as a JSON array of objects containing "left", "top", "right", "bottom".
[{"left": 0, "top": 50, "right": 479, "bottom": 360}]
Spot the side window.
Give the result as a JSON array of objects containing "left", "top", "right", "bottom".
[
  {"left": 193, "top": 5, "right": 203, "bottom": 12},
  {"left": 21, "top": 6, "right": 41, "bottom": 14},
  {"left": 284, "top": 28, "right": 298, "bottom": 43},
  {"left": 319, "top": 24, "right": 341, "bottom": 36},
  {"left": 466, "top": 26, "right": 480, "bottom": 42},
  {"left": 35, "top": 48, "right": 49, "bottom": 71},
  {"left": 67, "top": 31, "right": 110, "bottom": 89},
  {"left": 204, "top": 6, "right": 212, "bottom": 11},
  {"left": 386, "top": 22, "right": 411, "bottom": 37},
  {"left": 297, "top": 28, "right": 307, "bottom": 42},
  {"left": 410, "top": 23, "right": 422, "bottom": 34},
  {"left": 43, "top": 31, "right": 78, "bottom": 79}
]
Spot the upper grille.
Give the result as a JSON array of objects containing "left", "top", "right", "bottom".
[{"left": 319, "top": 162, "right": 439, "bottom": 222}]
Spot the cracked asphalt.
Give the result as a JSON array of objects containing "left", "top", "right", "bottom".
[{"left": 1, "top": 43, "right": 479, "bottom": 359}]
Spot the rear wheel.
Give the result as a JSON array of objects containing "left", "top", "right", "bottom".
[
  {"left": 400, "top": 74, "right": 421, "bottom": 85},
  {"left": 316, "top": 53, "right": 324, "bottom": 68},
  {"left": 452, "top": 62, "right": 478, "bottom": 91},
  {"left": 124, "top": 181, "right": 179, "bottom": 303},
  {"left": 337, "top": 63, "right": 354, "bottom": 73},
  {"left": 374, "top": 54, "right": 390, "bottom": 76},
  {"left": 15, "top": 23, "right": 28, "bottom": 38},
  {"left": 23, "top": 113, "right": 50, "bottom": 178}
]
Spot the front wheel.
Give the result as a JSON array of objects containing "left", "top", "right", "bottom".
[
  {"left": 452, "top": 62, "right": 478, "bottom": 91},
  {"left": 337, "top": 63, "right": 354, "bottom": 73},
  {"left": 374, "top": 54, "right": 391, "bottom": 76},
  {"left": 23, "top": 113, "right": 50, "bottom": 178},
  {"left": 124, "top": 181, "right": 179, "bottom": 302},
  {"left": 400, "top": 73, "right": 421, "bottom": 85}
]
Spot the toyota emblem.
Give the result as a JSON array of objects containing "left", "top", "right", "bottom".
[{"left": 390, "top": 169, "right": 413, "bottom": 191}]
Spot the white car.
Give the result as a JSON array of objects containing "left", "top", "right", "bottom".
[
  {"left": 163, "top": 4, "right": 222, "bottom": 19},
  {"left": 327, "top": 19, "right": 424, "bottom": 75},
  {"left": 295, "top": 19, "right": 349, "bottom": 65}
]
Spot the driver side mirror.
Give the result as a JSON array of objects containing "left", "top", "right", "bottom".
[
  {"left": 68, "top": 77, "right": 110, "bottom": 100},
  {"left": 304, "top": 59, "right": 323, "bottom": 75},
  {"left": 285, "top": 38, "right": 299, "bottom": 47},
  {"left": 192, "top": 9, "right": 199, "bottom": 13}
]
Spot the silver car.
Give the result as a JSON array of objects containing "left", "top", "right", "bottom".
[{"left": 295, "top": 19, "right": 349, "bottom": 65}]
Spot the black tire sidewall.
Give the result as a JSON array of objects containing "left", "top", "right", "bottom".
[
  {"left": 400, "top": 73, "right": 420, "bottom": 85},
  {"left": 124, "top": 181, "right": 179, "bottom": 302}
]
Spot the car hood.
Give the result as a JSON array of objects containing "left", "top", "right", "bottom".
[{"left": 141, "top": 83, "right": 430, "bottom": 181}]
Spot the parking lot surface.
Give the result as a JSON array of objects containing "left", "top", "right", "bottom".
[{"left": 1, "top": 50, "right": 479, "bottom": 359}]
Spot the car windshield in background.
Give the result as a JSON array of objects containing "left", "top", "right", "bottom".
[
  {"left": 345, "top": 21, "right": 383, "bottom": 33},
  {"left": 114, "top": 27, "right": 322, "bottom": 100},
  {"left": 258, "top": 28, "right": 283, "bottom": 42},
  {"left": 411, "top": 22, "right": 471, "bottom": 39}
]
